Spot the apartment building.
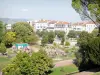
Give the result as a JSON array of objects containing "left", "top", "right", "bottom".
[
  {"left": 30, "top": 19, "right": 70, "bottom": 33},
  {"left": 27, "top": 19, "right": 97, "bottom": 34},
  {"left": 71, "top": 21, "right": 96, "bottom": 33}
]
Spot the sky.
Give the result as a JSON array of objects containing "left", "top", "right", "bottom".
[{"left": 0, "top": 0, "right": 82, "bottom": 22}]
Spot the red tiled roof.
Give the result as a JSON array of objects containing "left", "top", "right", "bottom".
[
  {"left": 56, "top": 21, "right": 69, "bottom": 25},
  {"left": 72, "top": 21, "right": 95, "bottom": 26}
]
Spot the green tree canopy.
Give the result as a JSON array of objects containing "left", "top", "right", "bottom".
[
  {"left": 3, "top": 31, "right": 16, "bottom": 47},
  {"left": 3, "top": 50, "right": 53, "bottom": 75},
  {"left": 48, "top": 31, "right": 55, "bottom": 44},
  {"left": 67, "top": 30, "right": 76, "bottom": 38},
  {"left": 77, "top": 31, "right": 93, "bottom": 45},
  {"left": 55, "top": 31, "right": 65, "bottom": 38},
  {"left": 72, "top": 0, "right": 100, "bottom": 22},
  {"left": 41, "top": 35, "right": 48, "bottom": 46},
  {"left": 91, "top": 28, "right": 98, "bottom": 37},
  {"left": 0, "top": 21, "right": 4, "bottom": 43},
  {"left": 0, "top": 43, "right": 7, "bottom": 54},
  {"left": 12, "top": 22, "right": 38, "bottom": 44}
]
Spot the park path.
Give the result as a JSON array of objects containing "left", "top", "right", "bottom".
[
  {"left": 54, "top": 59, "right": 94, "bottom": 75},
  {"left": 0, "top": 72, "right": 2, "bottom": 75},
  {"left": 54, "top": 59, "right": 73, "bottom": 67},
  {"left": 74, "top": 71, "right": 94, "bottom": 75}
]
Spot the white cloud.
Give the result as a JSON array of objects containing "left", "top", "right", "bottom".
[{"left": 21, "top": 8, "right": 28, "bottom": 12}]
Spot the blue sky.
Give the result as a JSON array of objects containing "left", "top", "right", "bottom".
[{"left": 0, "top": 0, "right": 82, "bottom": 22}]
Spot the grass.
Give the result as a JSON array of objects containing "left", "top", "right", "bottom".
[
  {"left": 0, "top": 56, "right": 11, "bottom": 71},
  {"left": 49, "top": 64, "right": 78, "bottom": 75},
  {"left": 92, "top": 72, "right": 100, "bottom": 75}
]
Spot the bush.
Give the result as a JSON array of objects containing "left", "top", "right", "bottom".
[
  {"left": 0, "top": 43, "right": 7, "bottom": 55},
  {"left": 41, "top": 35, "right": 48, "bottom": 46},
  {"left": 75, "top": 37, "right": 100, "bottom": 71},
  {"left": 53, "top": 42, "right": 57, "bottom": 47},
  {"left": 61, "top": 37, "right": 65, "bottom": 45},
  {"left": 2, "top": 50, "right": 53, "bottom": 75},
  {"left": 48, "top": 31, "right": 55, "bottom": 44},
  {"left": 65, "top": 41, "right": 70, "bottom": 46}
]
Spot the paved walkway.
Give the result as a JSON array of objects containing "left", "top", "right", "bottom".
[
  {"left": 74, "top": 71, "right": 94, "bottom": 75},
  {"left": 0, "top": 72, "right": 2, "bottom": 75},
  {"left": 54, "top": 59, "right": 94, "bottom": 75},
  {"left": 54, "top": 59, "right": 73, "bottom": 67}
]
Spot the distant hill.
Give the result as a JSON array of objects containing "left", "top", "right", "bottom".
[{"left": 0, "top": 18, "right": 28, "bottom": 24}]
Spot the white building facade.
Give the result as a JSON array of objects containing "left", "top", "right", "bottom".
[
  {"left": 27, "top": 19, "right": 96, "bottom": 34},
  {"left": 6, "top": 24, "right": 12, "bottom": 30},
  {"left": 71, "top": 22, "right": 96, "bottom": 33}
]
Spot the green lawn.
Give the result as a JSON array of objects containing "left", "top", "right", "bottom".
[
  {"left": 49, "top": 64, "right": 78, "bottom": 75},
  {"left": 0, "top": 56, "right": 11, "bottom": 71},
  {"left": 92, "top": 72, "right": 100, "bottom": 75}
]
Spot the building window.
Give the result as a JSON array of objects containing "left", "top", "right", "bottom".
[
  {"left": 74, "top": 28, "right": 76, "bottom": 30},
  {"left": 77, "top": 28, "right": 80, "bottom": 30}
]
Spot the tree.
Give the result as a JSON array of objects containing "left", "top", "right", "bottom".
[
  {"left": 75, "top": 37, "right": 100, "bottom": 71},
  {"left": 61, "top": 37, "right": 65, "bottom": 45},
  {"left": 88, "top": 37, "right": 100, "bottom": 65},
  {"left": 31, "top": 50, "right": 53, "bottom": 75},
  {"left": 48, "top": 31, "right": 55, "bottom": 44},
  {"left": 12, "top": 22, "right": 38, "bottom": 44},
  {"left": 0, "top": 21, "right": 4, "bottom": 43},
  {"left": 2, "top": 51, "right": 53, "bottom": 75},
  {"left": 75, "top": 31, "right": 99, "bottom": 71},
  {"left": 55, "top": 31, "right": 65, "bottom": 38},
  {"left": 91, "top": 28, "right": 98, "bottom": 37},
  {"left": 36, "top": 30, "right": 48, "bottom": 37},
  {"left": 72, "top": 0, "right": 100, "bottom": 35},
  {"left": 77, "top": 31, "right": 93, "bottom": 45},
  {"left": 3, "top": 31, "right": 16, "bottom": 47},
  {"left": 67, "top": 30, "right": 76, "bottom": 38},
  {"left": 0, "top": 43, "right": 7, "bottom": 55},
  {"left": 41, "top": 35, "right": 48, "bottom": 46}
]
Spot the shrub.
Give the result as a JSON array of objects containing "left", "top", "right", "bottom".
[
  {"left": 53, "top": 42, "right": 57, "bottom": 47},
  {"left": 2, "top": 50, "right": 53, "bottom": 75},
  {"left": 65, "top": 41, "right": 70, "bottom": 46},
  {"left": 75, "top": 37, "right": 100, "bottom": 71},
  {"left": 0, "top": 43, "right": 7, "bottom": 55}
]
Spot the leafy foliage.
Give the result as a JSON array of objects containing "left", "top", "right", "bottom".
[
  {"left": 91, "top": 28, "right": 98, "bottom": 37},
  {"left": 61, "top": 37, "right": 65, "bottom": 45},
  {"left": 36, "top": 30, "right": 48, "bottom": 37},
  {"left": 3, "top": 31, "right": 16, "bottom": 47},
  {"left": 65, "top": 41, "right": 70, "bottom": 46},
  {"left": 0, "top": 43, "right": 7, "bottom": 54},
  {"left": 0, "top": 21, "right": 4, "bottom": 43},
  {"left": 75, "top": 33, "right": 100, "bottom": 71},
  {"left": 88, "top": 37, "right": 100, "bottom": 65},
  {"left": 41, "top": 35, "right": 48, "bottom": 46},
  {"left": 2, "top": 51, "right": 53, "bottom": 75},
  {"left": 47, "top": 31, "right": 55, "bottom": 44},
  {"left": 72, "top": 0, "right": 100, "bottom": 22},
  {"left": 55, "top": 31, "right": 65, "bottom": 39},
  {"left": 67, "top": 30, "right": 77, "bottom": 38},
  {"left": 77, "top": 31, "right": 93, "bottom": 45},
  {"left": 12, "top": 22, "right": 38, "bottom": 44}
]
